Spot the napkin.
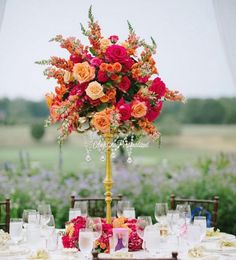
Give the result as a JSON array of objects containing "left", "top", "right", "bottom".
[
  {"left": 28, "top": 249, "right": 49, "bottom": 260},
  {"left": 0, "top": 229, "right": 11, "bottom": 249},
  {"left": 206, "top": 228, "right": 220, "bottom": 237},
  {"left": 188, "top": 246, "right": 204, "bottom": 257},
  {"left": 219, "top": 240, "right": 236, "bottom": 248}
]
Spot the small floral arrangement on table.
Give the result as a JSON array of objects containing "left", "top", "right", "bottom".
[
  {"left": 36, "top": 6, "right": 184, "bottom": 143},
  {"left": 62, "top": 216, "right": 142, "bottom": 253}
]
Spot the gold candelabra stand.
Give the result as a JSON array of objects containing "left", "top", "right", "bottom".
[{"left": 103, "top": 133, "right": 113, "bottom": 224}]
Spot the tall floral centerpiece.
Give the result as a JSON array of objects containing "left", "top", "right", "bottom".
[{"left": 37, "top": 7, "right": 184, "bottom": 223}]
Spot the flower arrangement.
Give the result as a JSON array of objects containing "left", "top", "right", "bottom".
[
  {"left": 62, "top": 216, "right": 142, "bottom": 253},
  {"left": 37, "top": 7, "right": 184, "bottom": 143}
]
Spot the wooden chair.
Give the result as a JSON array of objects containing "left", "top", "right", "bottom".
[
  {"left": 0, "top": 199, "right": 10, "bottom": 233},
  {"left": 92, "top": 251, "right": 178, "bottom": 260},
  {"left": 71, "top": 195, "right": 123, "bottom": 217},
  {"left": 170, "top": 194, "right": 219, "bottom": 227}
]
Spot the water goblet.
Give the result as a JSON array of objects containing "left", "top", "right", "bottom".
[
  {"left": 69, "top": 208, "right": 82, "bottom": 221},
  {"left": 194, "top": 216, "right": 207, "bottom": 241},
  {"left": 116, "top": 201, "right": 130, "bottom": 218},
  {"left": 136, "top": 216, "right": 153, "bottom": 239},
  {"left": 10, "top": 218, "right": 23, "bottom": 244},
  {"left": 79, "top": 228, "right": 94, "bottom": 259},
  {"left": 154, "top": 203, "right": 168, "bottom": 224},
  {"left": 74, "top": 201, "right": 88, "bottom": 217},
  {"left": 86, "top": 217, "right": 102, "bottom": 241}
]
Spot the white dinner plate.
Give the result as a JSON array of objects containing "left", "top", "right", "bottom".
[{"left": 0, "top": 245, "right": 30, "bottom": 256}]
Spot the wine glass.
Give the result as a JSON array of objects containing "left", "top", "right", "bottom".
[
  {"left": 117, "top": 201, "right": 131, "bottom": 217},
  {"left": 176, "top": 204, "right": 191, "bottom": 223},
  {"left": 144, "top": 226, "right": 160, "bottom": 256},
  {"left": 123, "top": 207, "right": 135, "bottom": 219},
  {"left": 22, "top": 209, "right": 37, "bottom": 227},
  {"left": 69, "top": 208, "right": 82, "bottom": 221},
  {"left": 86, "top": 217, "right": 102, "bottom": 241},
  {"left": 10, "top": 218, "right": 23, "bottom": 244},
  {"left": 136, "top": 216, "right": 153, "bottom": 239},
  {"left": 167, "top": 210, "right": 180, "bottom": 234},
  {"left": 194, "top": 216, "right": 207, "bottom": 241},
  {"left": 38, "top": 204, "right": 51, "bottom": 225},
  {"left": 74, "top": 201, "right": 88, "bottom": 217},
  {"left": 79, "top": 228, "right": 94, "bottom": 258},
  {"left": 154, "top": 203, "right": 168, "bottom": 224}
]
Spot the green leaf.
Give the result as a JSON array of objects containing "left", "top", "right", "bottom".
[
  {"left": 127, "top": 20, "right": 135, "bottom": 34},
  {"left": 88, "top": 5, "right": 94, "bottom": 23},
  {"left": 96, "top": 103, "right": 107, "bottom": 112},
  {"left": 89, "top": 47, "right": 96, "bottom": 56}
]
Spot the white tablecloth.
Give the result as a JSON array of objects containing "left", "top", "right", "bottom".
[{"left": 0, "top": 231, "right": 235, "bottom": 260}]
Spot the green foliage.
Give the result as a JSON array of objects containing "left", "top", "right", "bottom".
[
  {"left": 31, "top": 122, "right": 45, "bottom": 141},
  {"left": 158, "top": 115, "right": 182, "bottom": 136}
]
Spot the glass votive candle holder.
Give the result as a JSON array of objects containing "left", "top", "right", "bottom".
[{"left": 112, "top": 228, "right": 129, "bottom": 253}]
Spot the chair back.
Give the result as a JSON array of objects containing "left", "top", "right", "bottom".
[
  {"left": 92, "top": 251, "right": 178, "bottom": 260},
  {"left": 71, "top": 195, "right": 123, "bottom": 217},
  {"left": 0, "top": 199, "right": 10, "bottom": 233},
  {"left": 170, "top": 194, "right": 219, "bottom": 227}
]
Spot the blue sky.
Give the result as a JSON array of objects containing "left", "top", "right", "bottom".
[{"left": 0, "top": 0, "right": 235, "bottom": 100}]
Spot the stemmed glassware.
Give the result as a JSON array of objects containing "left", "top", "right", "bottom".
[
  {"left": 117, "top": 201, "right": 131, "bottom": 217},
  {"left": 194, "top": 216, "right": 207, "bottom": 241},
  {"left": 86, "top": 217, "right": 102, "bottom": 242},
  {"left": 38, "top": 204, "right": 52, "bottom": 226},
  {"left": 154, "top": 203, "right": 168, "bottom": 224},
  {"left": 22, "top": 209, "right": 37, "bottom": 227},
  {"left": 74, "top": 201, "right": 88, "bottom": 217},
  {"left": 176, "top": 204, "right": 191, "bottom": 223},
  {"left": 136, "top": 216, "right": 153, "bottom": 240},
  {"left": 79, "top": 228, "right": 94, "bottom": 259},
  {"left": 10, "top": 218, "right": 23, "bottom": 244}
]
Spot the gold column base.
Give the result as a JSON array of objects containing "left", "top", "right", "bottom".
[{"left": 103, "top": 133, "right": 113, "bottom": 224}]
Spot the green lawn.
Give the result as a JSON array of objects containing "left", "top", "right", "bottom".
[{"left": 0, "top": 124, "right": 236, "bottom": 171}]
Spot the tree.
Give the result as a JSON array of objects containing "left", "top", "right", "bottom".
[{"left": 31, "top": 122, "right": 45, "bottom": 141}]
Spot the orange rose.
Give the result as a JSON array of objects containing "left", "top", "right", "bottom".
[
  {"left": 131, "top": 101, "right": 147, "bottom": 118},
  {"left": 100, "top": 95, "right": 109, "bottom": 103},
  {"left": 92, "top": 109, "right": 112, "bottom": 133},
  {"left": 72, "top": 61, "right": 95, "bottom": 83},
  {"left": 113, "top": 62, "right": 122, "bottom": 72},
  {"left": 107, "top": 88, "right": 116, "bottom": 100},
  {"left": 85, "top": 81, "right": 104, "bottom": 100}
]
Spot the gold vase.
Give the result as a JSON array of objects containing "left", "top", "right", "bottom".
[{"left": 103, "top": 133, "right": 113, "bottom": 224}]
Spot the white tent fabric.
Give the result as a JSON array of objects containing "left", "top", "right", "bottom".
[
  {"left": 213, "top": 0, "right": 236, "bottom": 88},
  {"left": 0, "top": 0, "right": 6, "bottom": 32}
]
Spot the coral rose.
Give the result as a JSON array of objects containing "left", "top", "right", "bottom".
[
  {"left": 131, "top": 101, "right": 147, "bottom": 118},
  {"left": 92, "top": 109, "right": 112, "bottom": 133},
  {"left": 85, "top": 81, "right": 104, "bottom": 100},
  {"left": 73, "top": 61, "right": 95, "bottom": 84}
]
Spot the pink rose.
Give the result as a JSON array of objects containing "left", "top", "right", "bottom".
[
  {"left": 117, "top": 98, "right": 131, "bottom": 121},
  {"left": 149, "top": 77, "right": 166, "bottom": 98},
  {"left": 145, "top": 101, "right": 163, "bottom": 122},
  {"left": 97, "top": 70, "right": 109, "bottom": 83},
  {"left": 109, "top": 35, "right": 119, "bottom": 43},
  {"left": 118, "top": 76, "right": 131, "bottom": 92},
  {"left": 123, "top": 58, "right": 135, "bottom": 71},
  {"left": 90, "top": 57, "right": 102, "bottom": 67},
  {"left": 105, "top": 45, "right": 128, "bottom": 64}
]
